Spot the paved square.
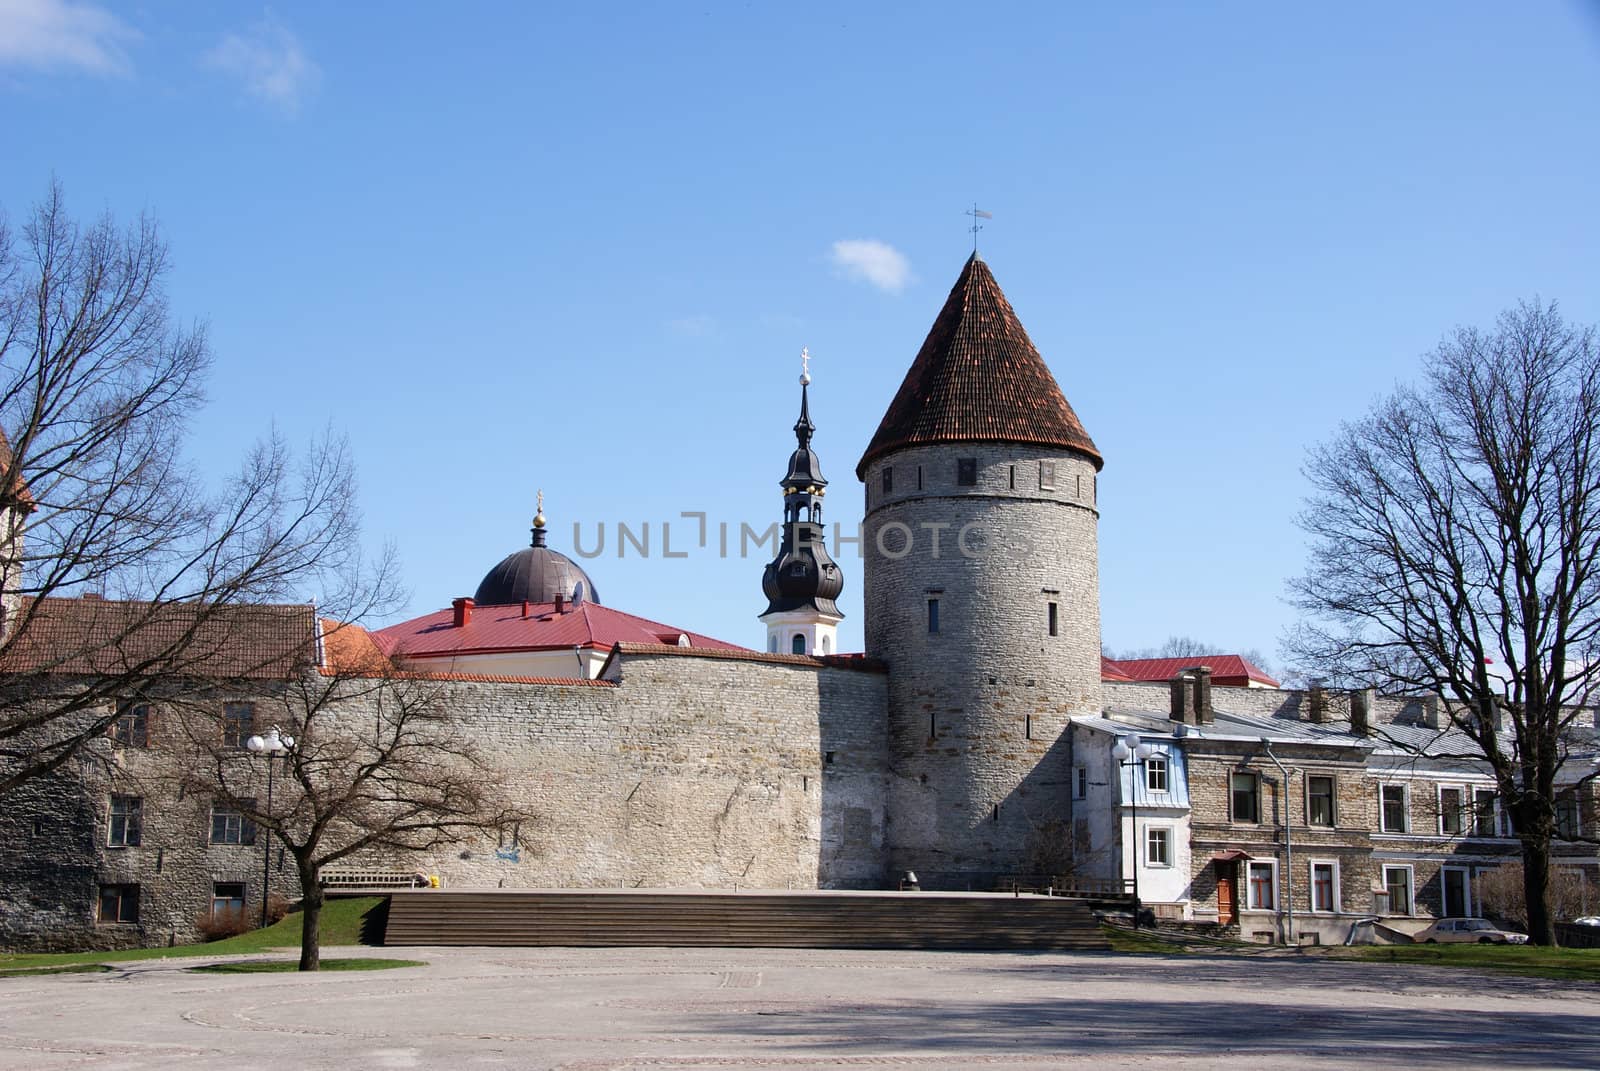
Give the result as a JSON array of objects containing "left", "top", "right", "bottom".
[{"left": 2, "top": 946, "right": 1596, "bottom": 1069}]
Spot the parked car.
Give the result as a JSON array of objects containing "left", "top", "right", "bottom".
[
  {"left": 1416, "top": 918, "right": 1529, "bottom": 944},
  {"left": 1572, "top": 916, "right": 1600, "bottom": 927}
]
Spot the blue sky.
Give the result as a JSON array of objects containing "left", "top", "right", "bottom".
[{"left": 4, "top": 2, "right": 1599, "bottom": 668}]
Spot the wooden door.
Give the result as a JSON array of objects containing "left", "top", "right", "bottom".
[{"left": 1216, "top": 863, "right": 1238, "bottom": 925}]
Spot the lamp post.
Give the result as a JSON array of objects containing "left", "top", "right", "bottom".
[
  {"left": 245, "top": 726, "right": 294, "bottom": 929},
  {"left": 1112, "top": 732, "right": 1157, "bottom": 928}
]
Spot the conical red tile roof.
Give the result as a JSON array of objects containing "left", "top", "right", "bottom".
[{"left": 856, "top": 255, "right": 1101, "bottom": 479}]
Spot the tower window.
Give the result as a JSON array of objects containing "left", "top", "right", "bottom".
[
  {"left": 792, "top": 634, "right": 806, "bottom": 655},
  {"left": 1047, "top": 602, "right": 1058, "bottom": 636},
  {"left": 1009, "top": 465, "right": 1016, "bottom": 489},
  {"left": 769, "top": 636, "right": 777, "bottom": 653},
  {"left": 882, "top": 467, "right": 893, "bottom": 495},
  {"left": 916, "top": 465, "right": 923, "bottom": 491},
  {"left": 927, "top": 598, "right": 940, "bottom": 633},
  {"left": 957, "top": 458, "right": 977, "bottom": 486},
  {"left": 1040, "top": 461, "right": 1056, "bottom": 491}
]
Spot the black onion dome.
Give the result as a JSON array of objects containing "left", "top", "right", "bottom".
[
  {"left": 761, "top": 533, "right": 843, "bottom": 616},
  {"left": 474, "top": 520, "right": 600, "bottom": 606}
]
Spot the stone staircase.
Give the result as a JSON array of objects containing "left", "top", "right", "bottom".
[{"left": 382, "top": 889, "right": 1110, "bottom": 951}]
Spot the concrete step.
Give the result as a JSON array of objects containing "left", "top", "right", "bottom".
[{"left": 382, "top": 891, "right": 1111, "bottom": 950}]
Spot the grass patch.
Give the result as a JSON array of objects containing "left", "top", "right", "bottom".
[
  {"left": 0, "top": 896, "right": 387, "bottom": 972},
  {"left": 1103, "top": 925, "right": 1201, "bottom": 954},
  {"left": 189, "top": 957, "right": 424, "bottom": 974},
  {"left": 1329, "top": 942, "right": 1600, "bottom": 982},
  {"left": 0, "top": 963, "right": 114, "bottom": 979}
]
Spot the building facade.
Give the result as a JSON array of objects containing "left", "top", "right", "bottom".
[{"left": 3, "top": 253, "right": 1598, "bottom": 951}]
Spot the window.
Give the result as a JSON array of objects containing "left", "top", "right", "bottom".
[
  {"left": 916, "top": 465, "right": 923, "bottom": 491},
  {"left": 1383, "top": 866, "right": 1413, "bottom": 915},
  {"left": 1380, "top": 784, "right": 1408, "bottom": 833},
  {"left": 1047, "top": 602, "right": 1058, "bottom": 637},
  {"left": 768, "top": 636, "right": 777, "bottom": 653},
  {"left": 108, "top": 795, "right": 142, "bottom": 847},
  {"left": 1146, "top": 756, "right": 1169, "bottom": 793},
  {"left": 1008, "top": 465, "right": 1016, "bottom": 489},
  {"left": 210, "top": 802, "right": 257, "bottom": 846},
  {"left": 1247, "top": 861, "right": 1275, "bottom": 909},
  {"left": 211, "top": 882, "right": 247, "bottom": 919},
  {"left": 1473, "top": 789, "right": 1498, "bottom": 837},
  {"left": 791, "top": 634, "right": 806, "bottom": 655},
  {"left": 1039, "top": 461, "right": 1056, "bottom": 491},
  {"left": 1439, "top": 786, "right": 1465, "bottom": 836},
  {"left": 957, "top": 458, "right": 977, "bottom": 486},
  {"left": 98, "top": 883, "right": 139, "bottom": 923},
  {"left": 1556, "top": 791, "right": 1581, "bottom": 840},
  {"left": 1146, "top": 827, "right": 1171, "bottom": 866},
  {"left": 222, "top": 702, "right": 255, "bottom": 749},
  {"left": 1231, "top": 772, "right": 1260, "bottom": 823},
  {"left": 1072, "top": 766, "right": 1087, "bottom": 800},
  {"left": 1310, "top": 861, "right": 1338, "bottom": 913},
  {"left": 1307, "top": 775, "right": 1335, "bottom": 827},
  {"left": 927, "top": 598, "right": 939, "bottom": 634},
  {"left": 882, "top": 467, "right": 893, "bottom": 495},
  {"left": 109, "top": 701, "right": 149, "bottom": 747}
]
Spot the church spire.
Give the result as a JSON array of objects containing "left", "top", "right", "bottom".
[{"left": 759, "top": 349, "right": 844, "bottom": 656}]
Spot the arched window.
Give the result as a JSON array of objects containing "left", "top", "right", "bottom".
[
  {"left": 791, "top": 634, "right": 806, "bottom": 655},
  {"left": 821, "top": 635, "right": 831, "bottom": 654}
]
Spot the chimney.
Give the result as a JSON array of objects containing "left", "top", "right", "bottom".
[
  {"left": 451, "top": 597, "right": 474, "bottom": 628},
  {"left": 522, "top": 599, "right": 531, "bottom": 619},
  {"left": 1307, "top": 681, "right": 1329, "bottom": 724},
  {"left": 1169, "top": 672, "right": 1197, "bottom": 725},
  {"left": 553, "top": 592, "right": 564, "bottom": 614},
  {"left": 1422, "top": 694, "right": 1442, "bottom": 729},
  {"left": 1190, "top": 665, "right": 1215, "bottom": 725},
  {"left": 1351, "top": 687, "right": 1375, "bottom": 736}
]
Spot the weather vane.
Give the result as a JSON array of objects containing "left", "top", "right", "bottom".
[
  {"left": 966, "top": 203, "right": 992, "bottom": 254},
  {"left": 800, "top": 346, "right": 811, "bottom": 385}
]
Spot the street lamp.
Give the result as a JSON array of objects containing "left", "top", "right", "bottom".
[
  {"left": 245, "top": 726, "right": 294, "bottom": 929},
  {"left": 1112, "top": 732, "right": 1157, "bottom": 928}
]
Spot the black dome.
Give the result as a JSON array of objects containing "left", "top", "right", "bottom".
[{"left": 474, "top": 533, "right": 600, "bottom": 607}]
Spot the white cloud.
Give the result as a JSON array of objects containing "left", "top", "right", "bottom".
[
  {"left": 203, "top": 15, "right": 319, "bottom": 113},
  {"left": 830, "top": 239, "right": 912, "bottom": 294},
  {"left": 0, "top": 0, "right": 138, "bottom": 75}
]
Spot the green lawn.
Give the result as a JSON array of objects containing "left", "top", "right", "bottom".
[
  {"left": 1329, "top": 942, "right": 1600, "bottom": 983},
  {"left": 1104, "top": 924, "right": 1600, "bottom": 982},
  {"left": 189, "top": 957, "right": 424, "bottom": 974},
  {"left": 0, "top": 896, "right": 389, "bottom": 973}
]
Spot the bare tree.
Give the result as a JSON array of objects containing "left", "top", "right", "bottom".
[
  {"left": 0, "top": 182, "right": 385, "bottom": 793},
  {"left": 174, "top": 646, "right": 527, "bottom": 970},
  {"left": 1287, "top": 300, "right": 1600, "bottom": 945}
]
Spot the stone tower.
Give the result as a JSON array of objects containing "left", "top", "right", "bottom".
[
  {"left": 759, "top": 362, "right": 844, "bottom": 656},
  {"left": 857, "top": 254, "right": 1103, "bottom": 888}
]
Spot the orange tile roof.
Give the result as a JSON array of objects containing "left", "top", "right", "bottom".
[
  {"left": 0, "top": 597, "right": 318, "bottom": 679},
  {"left": 375, "top": 600, "right": 746, "bottom": 660},
  {"left": 857, "top": 254, "right": 1101, "bottom": 478}
]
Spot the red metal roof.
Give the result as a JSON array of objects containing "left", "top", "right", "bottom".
[
  {"left": 857, "top": 254, "right": 1101, "bottom": 479},
  {"left": 1100, "top": 656, "right": 1136, "bottom": 682},
  {"left": 374, "top": 601, "right": 748, "bottom": 661},
  {"left": 1102, "top": 654, "right": 1280, "bottom": 689}
]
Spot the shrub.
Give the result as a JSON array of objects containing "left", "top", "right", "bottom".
[{"left": 195, "top": 908, "right": 254, "bottom": 942}]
